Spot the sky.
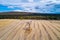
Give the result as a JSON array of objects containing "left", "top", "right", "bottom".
[{"left": 0, "top": 0, "right": 60, "bottom": 14}]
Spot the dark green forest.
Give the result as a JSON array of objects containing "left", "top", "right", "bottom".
[{"left": 0, "top": 12, "right": 60, "bottom": 20}]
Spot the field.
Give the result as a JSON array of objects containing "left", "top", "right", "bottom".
[{"left": 0, "top": 19, "right": 60, "bottom": 40}]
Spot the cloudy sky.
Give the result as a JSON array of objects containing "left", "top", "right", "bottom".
[{"left": 0, "top": 0, "right": 60, "bottom": 14}]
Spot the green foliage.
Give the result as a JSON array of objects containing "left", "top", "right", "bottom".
[{"left": 0, "top": 15, "right": 60, "bottom": 20}]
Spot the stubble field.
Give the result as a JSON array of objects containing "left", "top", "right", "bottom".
[{"left": 0, "top": 19, "right": 60, "bottom": 40}]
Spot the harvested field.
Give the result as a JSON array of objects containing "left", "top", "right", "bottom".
[{"left": 0, "top": 19, "right": 60, "bottom": 40}]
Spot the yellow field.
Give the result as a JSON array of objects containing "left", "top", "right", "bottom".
[{"left": 0, "top": 19, "right": 60, "bottom": 40}]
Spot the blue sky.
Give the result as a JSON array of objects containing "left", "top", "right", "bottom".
[{"left": 0, "top": 0, "right": 60, "bottom": 14}]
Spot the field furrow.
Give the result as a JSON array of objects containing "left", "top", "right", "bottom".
[{"left": 0, "top": 19, "right": 60, "bottom": 40}]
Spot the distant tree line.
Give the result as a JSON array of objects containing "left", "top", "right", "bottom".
[{"left": 0, "top": 15, "right": 60, "bottom": 20}]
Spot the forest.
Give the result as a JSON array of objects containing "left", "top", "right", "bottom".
[{"left": 0, "top": 12, "right": 60, "bottom": 20}]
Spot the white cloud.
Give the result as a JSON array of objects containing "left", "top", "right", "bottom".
[
  {"left": 13, "top": 10, "right": 22, "bottom": 12},
  {"left": 0, "top": 0, "right": 60, "bottom": 13},
  {"left": 8, "top": 6, "right": 14, "bottom": 8},
  {"left": 28, "top": 0, "right": 34, "bottom": 2}
]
